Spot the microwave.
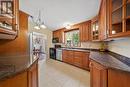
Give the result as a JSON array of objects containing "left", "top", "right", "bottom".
[{"left": 52, "top": 38, "right": 59, "bottom": 43}]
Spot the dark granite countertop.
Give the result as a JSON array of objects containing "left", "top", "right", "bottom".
[
  {"left": 0, "top": 55, "right": 38, "bottom": 81},
  {"left": 60, "top": 47, "right": 98, "bottom": 52},
  {"left": 90, "top": 51, "right": 130, "bottom": 72}
]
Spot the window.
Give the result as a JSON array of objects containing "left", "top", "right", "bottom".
[{"left": 65, "top": 30, "right": 80, "bottom": 47}]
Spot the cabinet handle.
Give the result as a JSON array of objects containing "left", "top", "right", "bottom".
[{"left": 89, "top": 62, "right": 92, "bottom": 67}]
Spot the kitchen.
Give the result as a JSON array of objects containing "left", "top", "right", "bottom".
[{"left": 0, "top": 0, "right": 130, "bottom": 87}]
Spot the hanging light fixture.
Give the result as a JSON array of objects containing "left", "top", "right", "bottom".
[{"left": 30, "top": 10, "right": 47, "bottom": 29}]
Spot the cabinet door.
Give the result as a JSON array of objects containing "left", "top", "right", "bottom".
[
  {"left": 99, "top": 0, "right": 107, "bottom": 40},
  {"left": 67, "top": 50, "right": 74, "bottom": 65},
  {"left": 90, "top": 60, "right": 107, "bottom": 87},
  {"left": 80, "top": 21, "right": 91, "bottom": 42},
  {"left": 28, "top": 62, "right": 38, "bottom": 87},
  {"left": 0, "top": 72, "right": 28, "bottom": 87},
  {"left": 82, "top": 52, "right": 90, "bottom": 70},
  {"left": 62, "top": 50, "right": 74, "bottom": 64},
  {"left": 108, "top": 69, "right": 130, "bottom": 87},
  {"left": 74, "top": 51, "right": 83, "bottom": 68}
]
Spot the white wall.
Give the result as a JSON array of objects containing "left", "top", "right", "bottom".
[
  {"left": 108, "top": 37, "right": 130, "bottom": 58},
  {"left": 29, "top": 22, "right": 53, "bottom": 59}
]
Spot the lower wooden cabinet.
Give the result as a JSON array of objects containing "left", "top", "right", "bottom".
[
  {"left": 90, "top": 60, "right": 107, "bottom": 87},
  {"left": 74, "top": 51, "right": 83, "bottom": 68},
  {"left": 28, "top": 61, "right": 38, "bottom": 87},
  {"left": 62, "top": 50, "right": 90, "bottom": 70},
  {"left": 0, "top": 61, "right": 38, "bottom": 87},
  {"left": 62, "top": 50, "right": 74, "bottom": 65},
  {"left": 82, "top": 52, "right": 90, "bottom": 70},
  {"left": 108, "top": 69, "right": 130, "bottom": 87},
  {"left": 0, "top": 72, "right": 28, "bottom": 87}
]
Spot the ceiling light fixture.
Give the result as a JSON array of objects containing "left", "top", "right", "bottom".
[
  {"left": 63, "top": 23, "right": 73, "bottom": 29},
  {"left": 30, "top": 10, "right": 47, "bottom": 29}
]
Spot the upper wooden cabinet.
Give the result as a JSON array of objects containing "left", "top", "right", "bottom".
[
  {"left": 99, "top": 0, "right": 108, "bottom": 40},
  {"left": 108, "top": 0, "right": 130, "bottom": 38},
  {"left": 53, "top": 28, "right": 65, "bottom": 43},
  {"left": 91, "top": 0, "right": 108, "bottom": 41},
  {"left": 91, "top": 16, "right": 100, "bottom": 41},
  {"left": 0, "top": 0, "right": 19, "bottom": 39},
  {"left": 80, "top": 21, "right": 91, "bottom": 42}
]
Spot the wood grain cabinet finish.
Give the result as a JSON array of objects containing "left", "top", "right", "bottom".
[
  {"left": 0, "top": 72, "right": 28, "bottom": 87},
  {"left": 62, "top": 50, "right": 90, "bottom": 70},
  {"left": 74, "top": 51, "right": 84, "bottom": 68},
  {"left": 53, "top": 28, "right": 65, "bottom": 43},
  {"left": 28, "top": 62, "right": 38, "bottom": 87},
  {"left": 82, "top": 52, "right": 90, "bottom": 70},
  {"left": 62, "top": 50, "right": 74, "bottom": 65},
  {"left": 107, "top": 0, "right": 130, "bottom": 38},
  {"left": 90, "top": 60, "right": 107, "bottom": 87},
  {"left": 0, "top": 0, "right": 19, "bottom": 39},
  {"left": 99, "top": 0, "right": 108, "bottom": 41},
  {"left": 0, "top": 61, "right": 38, "bottom": 87},
  {"left": 108, "top": 69, "right": 130, "bottom": 87},
  {"left": 80, "top": 21, "right": 91, "bottom": 42}
]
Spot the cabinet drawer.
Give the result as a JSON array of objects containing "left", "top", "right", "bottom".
[{"left": 74, "top": 51, "right": 83, "bottom": 57}]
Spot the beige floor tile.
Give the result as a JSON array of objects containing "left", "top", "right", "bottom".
[{"left": 39, "top": 59, "right": 90, "bottom": 87}]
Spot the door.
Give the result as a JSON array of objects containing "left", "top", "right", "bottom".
[
  {"left": 90, "top": 60, "right": 107, "bottom": 87},
  {"left": 82, "top": 52, "right": 90, "bottom": 70}
]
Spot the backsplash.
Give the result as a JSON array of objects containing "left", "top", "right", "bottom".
[
  {"left": 80, "top": 42, "right": 102, "bottom": 49},
  {"left": 108, "top": 37, "right": 130, "bottom": 58},
  {"left": 53, "top": 41, "right": 102, "bottom": 49}
]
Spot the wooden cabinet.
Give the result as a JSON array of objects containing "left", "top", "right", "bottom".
[
  {"left": 91, "top": 16, "right": 100, "bottom": 41},
  {"left": 108, "top": 69, "right": 130, "bottom": 87},
  {"left": 0, "top": 72, "right": 28, "bottom": 87},
  {"left": 74, "top": 51, "right": 83, "bottom": 68},
  {"left": 91, "top": 0, "right": 108, "bottom": 41},
  {"left": 82, "top": 52, "right": 90, "bottom": 70},
  {"left": 62, "top": 50, "right": 74, "bottom": 65},
  {"left": 90, "top": 60, "right": 130, "bottom": 87},
  {"left": 108, "top": 0, "right": 130, "bottom": 38},
  {"left": 53, "top": 28, "right": 65, "bottom": 43},
  {"left": 62, "top": 50, "right": 90, "bottom": 70},
  {"left": 90, "top": 60, "right": 107, "bottom": 87},
  {"left": 80, "top": 21, "right": 91, "bottom": 42},
  {"left": 0, "top": 61, "right": 38, "bottom": 87},
  {"left": 0, "top": 0, "right": 19, "bottom": 39},
  {"left": 28, "top": 61, "right": 38, "bottom": 87},
  {"left": 99, "top": 0, "right": 108, "bottom": 40}
]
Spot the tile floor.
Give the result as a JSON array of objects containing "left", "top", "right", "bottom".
[{"left": 38, "top": 59, "right": 90, "bottom": 87}]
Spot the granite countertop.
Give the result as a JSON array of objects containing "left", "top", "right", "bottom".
[
  {"left": 0, "top": 55, "right": 38, "bottom": 81},
  {"left": 90, "top": 51, "right": 130, "bottom": 72},
  {"left": 60, "top": 47, "right": 97, "bottom": 52}
]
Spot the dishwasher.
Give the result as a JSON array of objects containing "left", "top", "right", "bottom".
[{"left": 56, "top": 48, "right": 62, "bottom": 61}]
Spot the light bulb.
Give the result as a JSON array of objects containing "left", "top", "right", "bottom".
[
  {"left": 40, "top": 24, "right": 47, "bottom": 29},
  {"left": 34, "top": 26, "right": 40, "bottom": 30}
]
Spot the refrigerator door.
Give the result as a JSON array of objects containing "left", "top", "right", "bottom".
[{"left": 30, "top": 32, "right": 47, "bottom": 63}]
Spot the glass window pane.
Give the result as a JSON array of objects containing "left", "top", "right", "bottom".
[{"left": 112, "top": 0, "right": 122, "bottom": 12}]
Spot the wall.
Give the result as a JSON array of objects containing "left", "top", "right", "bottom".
[
  {"left": 29, "top": 22, "right": 53, "bottom": 59},
  {"left": 108, "top": 37, "right": 130, "bottom": 58}
]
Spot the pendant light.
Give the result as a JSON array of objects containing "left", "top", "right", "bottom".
[{"left": 30, "top": 10, "right": 47, "bottom": 29}]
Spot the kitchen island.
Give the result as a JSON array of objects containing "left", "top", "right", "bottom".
[{"left": 0, "top": 55, "right": 38, "bottom": 87}]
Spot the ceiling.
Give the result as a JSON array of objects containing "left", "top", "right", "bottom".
[{"left": 20, "top": 0, "right": 101, "bottom": 30}]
